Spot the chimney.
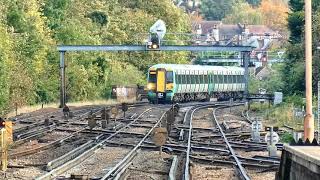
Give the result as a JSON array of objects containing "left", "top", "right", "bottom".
[
  {"left": 212, "top": 24, "right": 219, "bottom": 42},
  {"left": 196, "top": 24, "right": 202, "bottom": 35}
]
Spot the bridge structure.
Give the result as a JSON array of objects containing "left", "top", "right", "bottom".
[
  {"left": 196, "top": 50, "right": 285, "bottom": 66},
  {"left": 57, "top": 45, "right": 253, "bottom": 107}
]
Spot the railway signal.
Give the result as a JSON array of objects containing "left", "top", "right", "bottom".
[
  {"left": 146, "top": 20, "right": 166, "bottom": 51},
  {"left": 146, "top": 34, "right": 161, "bottom": 50}
]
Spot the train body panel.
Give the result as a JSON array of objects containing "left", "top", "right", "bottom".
[{"left": 147, "top": 64, "right": 245, "bottom": 103}]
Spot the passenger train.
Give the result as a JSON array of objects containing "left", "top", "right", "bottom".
[{"left": 147, "top": 64, "right": 245, "bottom": 103}]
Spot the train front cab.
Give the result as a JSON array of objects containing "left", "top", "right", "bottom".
[{"left": 147, "top": 68, "right": 174, "bottom": 103}]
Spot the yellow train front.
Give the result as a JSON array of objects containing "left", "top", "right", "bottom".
[
  {"left": 147, "top": 65, "right": 174, "bottom": 103},
  {"left": 147, "top": 64, "right": 245, "bottom": 103}
]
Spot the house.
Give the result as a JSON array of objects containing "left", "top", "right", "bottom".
[
  {"left": 255, "top": 66, "right": 272, "bottom": 80},
  {"left": 192, "top": 21, "right": 282, "bottom": 49}
]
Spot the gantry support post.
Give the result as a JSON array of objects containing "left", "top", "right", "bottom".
[
  {"left": 243, "top": 51, "right": 250, "bottom": 99},
  {"left": 304, "top": 0, "right": 314, "bottom": 141},
  {"left": 59, "top": 51, "right": 66, "bottom": 108}
]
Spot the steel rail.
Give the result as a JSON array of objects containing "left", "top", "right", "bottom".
[
  {"left": 10, "top": 129, "right": 86, "bottom": 158},
  {"left": 213, "top": 107, "right": 250, "bottom": 180},
  {"left": 10, "top": 108, "right": 102, "bottom": 150},
  {"left": 184, "top": 104, "right": 223, "bottom": 180},
  {"left": 169, "top": 156, "right": 178, "bottom": 180},
  {"left": 36, "top": 108, "right": 153, "bottom": 180},
  {"left": 101, "top": 110, "right": 168, "bottom": 180}
]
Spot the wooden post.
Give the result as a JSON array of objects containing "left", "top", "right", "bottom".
[
  {"left": 304, "top": 0, "right": 314, "bottom": 141},
  {"left": 1, "top": 129, "right": 8, "bottom": 171}
]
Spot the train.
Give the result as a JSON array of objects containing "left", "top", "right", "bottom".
[{"left": 147, "top": 64, "right": 245, "bottom": 103}]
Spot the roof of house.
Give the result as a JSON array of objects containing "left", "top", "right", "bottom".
[
  {"left": 192, "top": 21, "right": 278, "bottom": 37},
  {"left": 219, "top": 24, "right": 243, "bottom": 36},
  {"left": 247, "top": 25, "right": 277, "bottom": 36},
  {"left": 192, "top": 20, "right": 222, "bottom": 34}
]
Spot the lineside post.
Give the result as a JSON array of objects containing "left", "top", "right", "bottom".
[
  {"left": 59, "top": 51, "right": 66, "bottom": 108},
  {"left": 242, "top": 51, "right": 250, "bottom": 99},
  {"left": 0, "top": 128, "right": 7, "bottom": 171},
  {"left": 304, "top": 0, "right": 314, "bottom": 141}
]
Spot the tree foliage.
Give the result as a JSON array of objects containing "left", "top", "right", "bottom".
[
  {"left": 200, "top": 0, "right": 235, "bottom": 20},
  {"left": 0, "top": 0, "right": 191, "bottom": 113},
  {"left": 282, "top": 0, "right": 320, "bottom": 96},
  {"left": 223, "top": 0, "right": 263, "bottom": 25},
  {"left": 259, "top": 0, "right": 289, "bottom": 33}
]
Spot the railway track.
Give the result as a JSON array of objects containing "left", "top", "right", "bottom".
[
  {"left": 3, "top": 102, "right": 281, "bottom": 180},
  {"left": 35, "top": 106, "right": 169, "bottom": 179},
  {"left": 4, "top": 102, "right": 150, "bottom": 179},
  {"left": 181, "top": 104, "right": 280, "bottom": 180}
]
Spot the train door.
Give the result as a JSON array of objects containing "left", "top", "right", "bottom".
[{"left": 156, "top": 68, "right": 166, "bottom": 93}]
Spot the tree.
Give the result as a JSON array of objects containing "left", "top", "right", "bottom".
[
  {"left": 282, "top": 0, "right": 320, "bottom": 96},
  {"left": 223, "top": 0, "right": 263, "bottom": 25},
  {"left": 200, "top": 0, "right": 235, "bottom": 20},
  {"left": 259, "top": 0, "right": 289, "bottom": 33}
]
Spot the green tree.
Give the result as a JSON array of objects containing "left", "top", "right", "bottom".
[
  {"left": 283, "top": 0, "right": 320, "bottom": 96},
  {"left": 223, "top": 0, "right": 263, "bottom": 25},
  {"left": 200, "top": 0, "right": 235, "bottom": 20}
]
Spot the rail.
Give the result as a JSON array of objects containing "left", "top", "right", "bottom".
[{"left": 213, "top": 106, "right": 250, "bottom": 180}]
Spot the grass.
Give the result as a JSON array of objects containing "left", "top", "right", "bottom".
[{"left": 249, "top": 102, "right": 305, "bottom": 131}]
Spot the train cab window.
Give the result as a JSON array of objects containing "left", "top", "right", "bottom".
[
  {"left": 166, "top": 71, "right": 173, "bottom": 83},
  {"left": 148, "top": 71, "right": 156, "bottom": 83}
]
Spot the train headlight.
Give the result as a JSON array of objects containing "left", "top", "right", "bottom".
[{"left": 147, "top": 84, "right": 153, "bottom": 90}]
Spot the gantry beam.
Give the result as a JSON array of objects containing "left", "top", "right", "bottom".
[{"left": 57, "top": 45, "right": 253, "bottom": 52}]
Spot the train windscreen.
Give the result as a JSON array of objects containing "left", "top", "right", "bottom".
[{"left": 148, "top": 71, "right": 156, "bottom": 83}]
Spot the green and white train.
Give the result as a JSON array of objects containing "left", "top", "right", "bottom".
[{"left": 147, "top": 64, "right": 245, "bottom": 103}]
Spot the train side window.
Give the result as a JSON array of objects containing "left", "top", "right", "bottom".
[
  {"left": 185, "top": 74, "right": 188, "bottom": 84},
  {"left": 204, "top": 75, "right": 208, "bottom": 84},
  {"left": 192, "top": 75, "right": 195, "bottom": 84},
  {"left": 166, "top": 71, "right": 173, "bottom": 83},
  {"left": 176, "top": 74, "right": 180, "bottom": 84},
  {"left": 182, "top": 74, "right": 185, "bottom": 84}
]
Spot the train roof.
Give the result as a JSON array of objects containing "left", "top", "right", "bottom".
[{"left": 149, "top": 64, "right": 244, "bottom": 72}]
